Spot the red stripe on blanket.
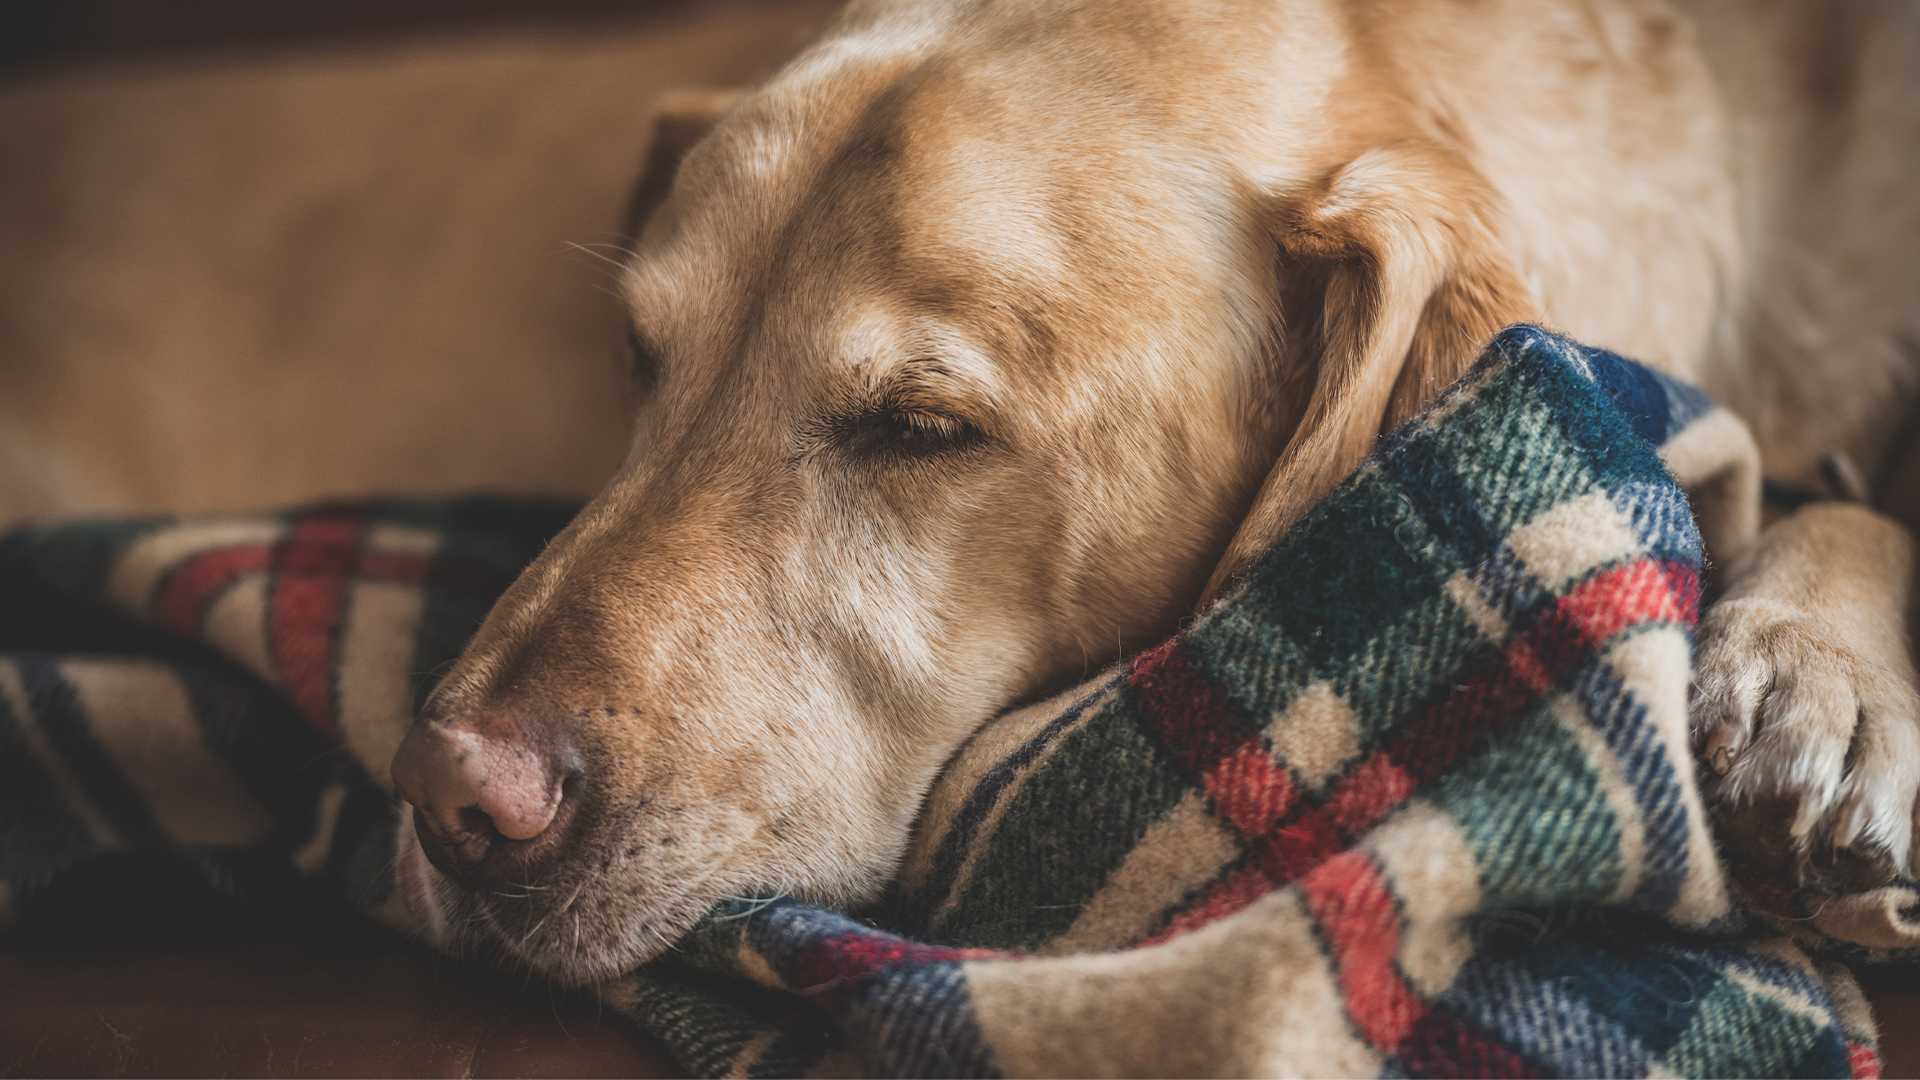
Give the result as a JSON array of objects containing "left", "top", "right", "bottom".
[
  {"left": 1252, "top": 805, "right": 1342, "bottom": 881},
  {"left": 1399, "top": 665, "right": 1538, "bottom": 785},
  {"left": 1662, "top": 560, "right": 1701, "bottom": 631},
  {"left": 791, "top": 933, "right": 1009, "bottom": 997},
  {"left": 1849, "top": 1041, "right": 1881, "bottom": 1080},
  {"left": 1136, "top": 864, "right": 1272, "bottom": 948},
  {"left": 1130, "top": 640, "right": 1348, "bottom": 907},
  {"left": 1204, "top": 744, "right": 1296, "bottom": 836},
  {"left": 1127, "top": 639, "right": 1257, "bottom": 777},
  {"left": 1301, "top": 851, "right": 1424, "bottom": 1052},
  {"left": 1384, "top": 558, "right": 1692, "bottom": 790},
  {"left": 1139, "top": 805, "right": 1346, "bottom": 947},
  {"left": 1321, "top": 751, "right": 1413, "bottom": 836},
  {"left": 1123, "top": 554, "right": 1697, "bottom": 951},
  {"left": 1557, "top": 559, "right": 1688, "bottom": 651},
  {"left": 153, "top": 545, "right": 272, "bottom": 634},
  {"left": 1397, "top": 1012, "right": 1539, "bottom": 1078},
  {"left": 357, "top": 550, "right": 433, "bottom": 583},
  {"left": 268, "top": 507, "right": 373, "bottom": 739}
]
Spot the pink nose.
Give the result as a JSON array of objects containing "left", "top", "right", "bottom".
[{"left": 390, "top": 707, "right": 578, "bottom": 881}]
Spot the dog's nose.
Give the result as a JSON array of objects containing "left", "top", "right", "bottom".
[{"left": 390, "top": 706, "right": 579, "bottom": 884}]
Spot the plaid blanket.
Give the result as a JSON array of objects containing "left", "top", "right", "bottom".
[{"left": 1, "top": 325, "right": 1914, "bottom": 1076}]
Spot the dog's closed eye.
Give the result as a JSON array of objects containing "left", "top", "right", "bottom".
[
  {"left": 848, "top": 403, "right": 983, "bottom": 453},
  {"left": 814, "top": 356, "right": 993, "bottom": 461},
  {"left": 624, "top": 326, "right": 662, "bottom": 390},
  {"left": 839, "top": 406, "right": 982, "bottom": 458}
]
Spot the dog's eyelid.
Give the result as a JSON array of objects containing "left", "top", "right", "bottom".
[
  {"left": 874, "top": 380, "right": 993, "bottom": 440},
  {"left": 624, "top": 326, "right": 664, "bottom": 386},
  {"left": 843, "top": 406, "right": 985, "bottom": 458},
  {"left": 793, "top": 351, "right": 1000, "bottom": 460},
  {"left": 816, "top": 389, "right": 990, "bottom": 460},
  {"left": 874, "top": 355, "right": 1000, "bottom": 419}
]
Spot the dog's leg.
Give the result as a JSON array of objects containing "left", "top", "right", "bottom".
[{"left": 1693, "top": 501, "right": 1920, "bottom": 884}]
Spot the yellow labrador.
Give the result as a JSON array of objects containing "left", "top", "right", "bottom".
[{"left": 390, "top": 0, "right": 1920, "bottom": 984}]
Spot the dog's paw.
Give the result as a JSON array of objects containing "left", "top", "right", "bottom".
[{"left": 1693, "top": 595, "right": 1920, "bottom": 886}]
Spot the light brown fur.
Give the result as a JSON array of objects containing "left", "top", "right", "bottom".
[
  {"left": 378, "top": 0, "right": 1920, "bottom": 984},
  {"left": 1679, "top": 0, "right": 1920, "bottom": 886},
  {"left": 3, "top": 0, "right": 1914, "bottom": 987}
]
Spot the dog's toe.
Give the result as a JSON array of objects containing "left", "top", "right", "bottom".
[
  {"left": 1694, "top": 596, "right": 1920, "bottom": 882},
  {"left": 1822, "top": 682, "right": 1920, "bottom": 877}
]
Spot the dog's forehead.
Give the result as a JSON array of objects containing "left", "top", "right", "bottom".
[
  {"left": 632, "top": 102, "right": 1212, "bottom": 351},
  {"left": 620, "top": 0, "right": 1337, "bottom": 399}
]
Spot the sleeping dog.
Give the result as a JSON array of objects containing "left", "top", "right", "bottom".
[{"left": 390, "top": 0, "right": 1920, "bottom": 984}]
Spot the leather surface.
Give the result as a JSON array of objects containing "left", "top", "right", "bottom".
[
  {"left": 0, "top": 936, "right": 683, "bottom": 1078},
  {"left": 1867, "top": 985, "right": 1920, "bottom": 1080},
  {"left": 0, "top": 936, "right": 1914, "bottom": 1078}
]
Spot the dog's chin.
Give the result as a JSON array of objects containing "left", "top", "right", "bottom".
[{"left": 390, "top": 812, "right": 740, "bottom": 985}]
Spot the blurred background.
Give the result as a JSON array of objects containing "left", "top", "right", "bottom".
[
  {"left": 1, "top": 0, "right": 796, "bottom": 78},
  {"left": 0, "top": 0, "right": 835, "bottom": 527},
  {"left": 0, "top": 0, "right": 825, "bottom": 72}
]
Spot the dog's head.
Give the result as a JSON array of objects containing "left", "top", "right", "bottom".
[{"left": 390, "top": 0, "right": 1535, "bottom": 984}]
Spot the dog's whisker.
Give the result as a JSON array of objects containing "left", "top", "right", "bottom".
[
  {"left": 712, "top": 891, "right": 788, "bottom": 921},
  {"left": 581, "top": 279, "right": 626, "bottom": 303},
  {"left": 490, "top": 879, "right": 557, "bottom": 898},
  {"left": 515, "top": 907, "right": 550, "bottom": 948},
  {"left": 649, "top": 923, "right": 680, "bottom": 954},
  {"left": 558, "top": 240, "right": 629, "bottom": 267},
  {"left": 557, "top": 241, "right": 634, "bottom": 285}
]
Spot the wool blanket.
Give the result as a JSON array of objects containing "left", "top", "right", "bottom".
[{"left": 2, "top": 325, "right": 1916, "bottom": 1076}]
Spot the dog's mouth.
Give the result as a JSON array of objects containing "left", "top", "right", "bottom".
[{"left": 392, "top": 792, "right": 752, "bottom": 985}]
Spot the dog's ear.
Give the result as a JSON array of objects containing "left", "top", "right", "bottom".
[
  {"left": 622, "top": 89, "right": 747, "bottom": 243},
  {"left": 1199, "top": 142, "right": 1540, "bottom": 607}
]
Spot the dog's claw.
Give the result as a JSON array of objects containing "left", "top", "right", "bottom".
[
  {"left": 1832, "top": 798, "right": 1867, "bottom": 850},
  {"left": 1707, "top": 743, "right": 1734, "bottom": 777},
  {"left": 1790, "top": 791, "right": 1826, "bottom": 840}
]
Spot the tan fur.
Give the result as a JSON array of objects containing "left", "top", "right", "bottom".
[
  {"left": 1204, "top": 139, "right": 1541, "bottom": 602},
  {"left": 5, "top": 0, "right": 1916, "bottom": 985},
  {"left": 1696, "top": 503, "right": 1920, "bottom": 870},
  {"left": 377, "top": 0, "right": 1920, "bottom": 985},
  {"left": 1677, "top": 0, "right": 1920, "bottom": 886}
]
